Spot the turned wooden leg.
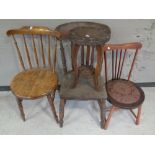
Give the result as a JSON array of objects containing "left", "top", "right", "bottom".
[
  {"left": 98, "top": 99, "right": 106, "bottom": 129},
  {"left": 59, "top": 98, "right": 65, "bottom": 128},
  {"left": 47, "top": 93, "right": 59, "bottom": 123},
  {"left": 136, "top": 105, "right": 142, "bottom": 125},
  {"left": 104, "top": 105, "right": 115, "bottom": 129},
  {"left": 16, "top": 97, "right": 25, "bottom": 121}
]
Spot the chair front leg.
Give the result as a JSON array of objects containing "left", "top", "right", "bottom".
[
  {"left": 98, "top": 99, "right": 106, "bottom": 129},
  {"left": 130, "top": 105, "right": 142, "bottom": 125},
  {"left": 104, "top": 105, "right": 115, "bottom": 129},
  {"left": 47, "top": 93, "right": 59, "bottom": 123},
  {"left": 16, "top": 97, "right": 25, "bottom": 121},
  {"left": 59, "top": 98, "right": 65, "bottom": 128},
  {"left": 136, "top": 105, "right": 142, "bottom": 125}
]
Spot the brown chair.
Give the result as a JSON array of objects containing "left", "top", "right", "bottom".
[
  {"left": 59, "top": 42, "right": 107, "bottom": 128},
  {"left": 102, "top": 42, "right": 145, "bottom": 129},
  {"left": 7, "top": 26, "right": 61, "bottom": 123}
]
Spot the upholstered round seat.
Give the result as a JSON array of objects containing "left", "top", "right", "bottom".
[
  {"left": 106, "top": 79, "right": 145, "bottom": 109},
  {"left": 11, "top": 68, "right": 58, "bottom": 99}
]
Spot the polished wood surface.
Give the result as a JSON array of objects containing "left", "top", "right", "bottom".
[
  {"left": 7, "top": 26, "right": 61, "bottom": 37},
  {"left": 11, "top": 68, "right": 58, "bottom": 99},
  {"left": 103, "top": 42, "right": 142, "bottom": 82},
  {"left": 7, "top": 26, "right": 60, "bottom": 122},
  {"left": 7, "top": 26, "right": 60, "bottom": 71},
  {"left": 102, "top": 42, "right": 145, "bottom": 129}
]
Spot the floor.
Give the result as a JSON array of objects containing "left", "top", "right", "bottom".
[{"left": 0, "top": 87, "right": 154, "bottom": 135}]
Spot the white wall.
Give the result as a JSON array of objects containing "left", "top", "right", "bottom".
[{"left": 0, "top": 19, "right": 155, "bottom": 85}]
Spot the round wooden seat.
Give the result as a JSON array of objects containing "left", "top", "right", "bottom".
[
  {"left": 106, "top": 79, "right": 145, "bottom": 109},
  {"left": 11, "top": 68, "right": 58, "bottom": 99}
]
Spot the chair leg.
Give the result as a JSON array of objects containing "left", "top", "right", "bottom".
[
  {"left": 47, "top": 93, "right": 59, "bottom": 123},
  {"left": 98, "top": 99, "right": 106, "bottom": 129},
  {"left": 136, "top": 105, "right": 142, "bottom": 125},
  {"left": 130, "top": 105, "right": 142, "bottom": 125},
  {"left": 104, "top": 105, "right": 115, "bottom": 130},
  {"left": 59, "top": 98, "right": 65, "bottom": 128},
  {"left": 16, "top": 97, "right": 25, "bottom": 121}
]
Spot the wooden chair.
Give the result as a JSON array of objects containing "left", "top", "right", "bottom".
[
  {"left": 7, "top": 26, "right": 61, "bottom": 123},
  {"left": 102, "top": 42, "right": 145, "bottom": 129},
  {"left": 59, "top": 42, "right": 107, "bottom": 128}
]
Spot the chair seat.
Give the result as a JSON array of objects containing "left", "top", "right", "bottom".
[
  {"left": 60, "top": 71, "right": 107, "bottom": 100},
  {"left": 106, "top": 79, "right": 145, "bottom": 109},
  {"left": 11, "top": 68, "right": 58, "bottom": 99}
]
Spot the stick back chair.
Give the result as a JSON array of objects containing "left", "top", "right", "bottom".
[
  {"left": 102, "top": 42, "right": 145, "bottom": 129},
  {"left": 59, "top": 41, "right": 107, "bottom": 128},
  {"left": 7, "top": 26, "right": 61, "bottom": 123}
]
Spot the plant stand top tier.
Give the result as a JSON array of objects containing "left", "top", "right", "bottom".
[{"left": 55, "top": 21, "right": 111, "bottom": 45}]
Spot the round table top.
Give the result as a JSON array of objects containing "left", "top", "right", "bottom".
[{"left": 55, "top": 21, "right": 111, "bottom": 45}]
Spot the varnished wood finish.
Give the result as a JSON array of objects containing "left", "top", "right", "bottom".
[
  {"left": 7, "top": 26, "right": 61, "bottom": 122},
  {"left": 102, "top": 42, "right": 145, "bottom": 129},
  {"left": 7, "top": 26, "right": 60, "bottom": 71},
  {"left": 47, "top": 93, "right": 59, "bottom": 123},
  {"left": 16, "top": 97, "right": 25, "bottom": 121},
  {"left": 11, "top": 68, "right": 58, "bottom": 99},
  {"left": 103, "top": 42, "right": 142, "bottom": 81},
  {"left": 12, "top": 35, "right": 26, "bottom": 70},
  {"left": 7, "top": 26, "right": 61, "bottom": 37}
]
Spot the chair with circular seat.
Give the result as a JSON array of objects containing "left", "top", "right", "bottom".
[
  {"left": 7, "top": 26, "right": 61, "bottom": 123},
  {"left": 102, "top": 42, "right": 145, "bottom": 129}
]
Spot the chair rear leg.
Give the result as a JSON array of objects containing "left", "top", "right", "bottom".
[
  {"left": 47, "top": 93, "right": 59, "bottom": 123},
  {"left": 16, "top": 97, "right": 25, "bottom": 121},
  {"left": 104, "top": 105, "right": 115, "bottom": 129},
  {"left": 59, "top": 98, "right": 65, "bottom": 128},
  {"left": 98, "top": 99, "right": 106, "bottom": 129}
]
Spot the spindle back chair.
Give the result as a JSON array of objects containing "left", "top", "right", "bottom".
[
  {"left": 7, "top": 26, "right": 60, "bottom": 71},
  {"left": 7, "top": 26, "right": 61, "bottom": 122},
  {"left": 102, "top": 42, "right": 145, "bottom": 129},
  {"left": 103, "top": 42, "right": 142, "bottom": 82}
]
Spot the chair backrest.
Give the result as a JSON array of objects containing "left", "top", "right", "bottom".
[
  {"left": 72, "top": 44, "right": 98, "bottom": 66},
  {"left": 102, "top": 42, "right": 142, "bottom": 83},
  {"left": 7, "top": 26, "right": 61, "bottom": 72}
]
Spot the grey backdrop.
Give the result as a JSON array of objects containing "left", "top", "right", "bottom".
[{"left": 0, "top": 19, "right": 155, "bottom": 85}]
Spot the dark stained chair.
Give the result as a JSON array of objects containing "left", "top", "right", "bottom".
[
  {"left": 59, "top": 42, "right": 107, "bottom": 128},
  {"left": 102, "top": 42, "right": 145, "bottom": 129},
  {"left": 7, "top": 26, "right": 61, "bottom": 123}
]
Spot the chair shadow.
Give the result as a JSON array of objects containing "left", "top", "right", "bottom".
[{"left": 63, "top": 100, "right": 101, "bottom": 127}]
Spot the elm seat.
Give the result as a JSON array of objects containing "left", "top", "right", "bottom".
[
  {"left": 60, "top": 71, "right": 107, "bottom": 100},
  {"left": 106, "top": 79, "right": 145, "bottom": 109},
  {"left": 11, "top": 68, "right": 58, "bottom": 99}
]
